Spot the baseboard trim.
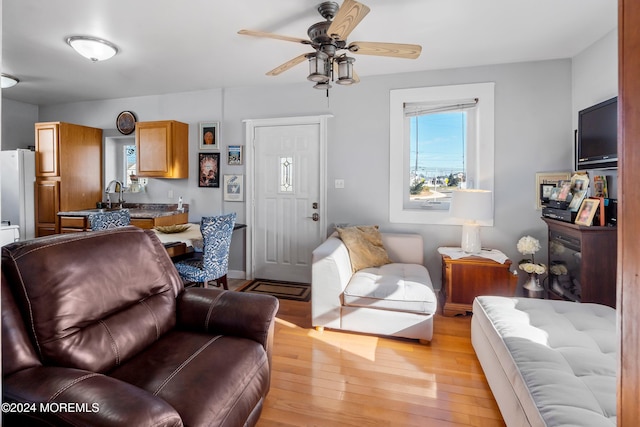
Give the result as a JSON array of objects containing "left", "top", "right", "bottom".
[{"left": 228, "top": 270, "right": 245, "bottom": 279}]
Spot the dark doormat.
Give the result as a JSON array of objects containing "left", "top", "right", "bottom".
[{"left": 237, "top": 279, "right": 311, "bottom": 302}]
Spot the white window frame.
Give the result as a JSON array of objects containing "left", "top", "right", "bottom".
[{"left": 389, "top": 82, "right": 495, "bottom": 225}]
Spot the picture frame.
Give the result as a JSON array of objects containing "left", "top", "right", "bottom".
[
  {"left": 535, "top": 172, "right": 571, "bottom": 209},
  {"left": 570, "top": 172, "right": 590, "bottom": 192},
  {"left": 223, "top": 174, "right": 244, "bottom": 201},
  {"left": 227, "top": 145, "right": 243, "bottom": 165},
  {"left": 568, "top": 190, "right": 587, "bottom": 212},
  {"left": 198, "top": 153, "right": 220, "bottom": 188},
  {"left": 539, "top": 183, "right": 556, "bottom": 205},
  {"left": 575, "top": 198, "right": 599, "bottom": 226},
  {"left": 199, "top": 122, "right": 219, "bottom": 150}
]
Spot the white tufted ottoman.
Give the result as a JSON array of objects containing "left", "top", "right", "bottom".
[{"left": 472, "top": 296, "right": 616, "bottom": 427}]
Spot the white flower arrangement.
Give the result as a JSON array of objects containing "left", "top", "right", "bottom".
[
  {"left": 519, "top": 262, "right": 547, "bottom": 275},
  {"left": 517, "top": 235, "right": 541, "bottom": 256},
  {"left": 516, "top": 235, "right": 546, "bottom": 275}
]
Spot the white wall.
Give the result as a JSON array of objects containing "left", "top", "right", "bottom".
[
  {"left": 6, "top": 42, "right": 617, "bottom": 286},
  {"left": 572, "top": 29, "right": 619, "bottom": 199},
  {"left": 1, "top": 98, "right": 38, "bottom": 150}
]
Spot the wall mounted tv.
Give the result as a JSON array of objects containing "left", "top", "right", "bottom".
[{"left": 576, "top": 96, "right": 618, "bottom": 170}]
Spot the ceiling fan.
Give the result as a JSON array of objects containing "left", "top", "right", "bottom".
[{"left": 238, "top": 0, "right": 422, "bottom": 89}]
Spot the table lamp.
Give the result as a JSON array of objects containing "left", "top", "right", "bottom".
[{"left": 450, "top": 189, "right": 493, "bottom": 254}]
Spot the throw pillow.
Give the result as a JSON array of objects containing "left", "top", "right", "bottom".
[{"left": 336, "top": 225, "right": 392, "bottom": 272}]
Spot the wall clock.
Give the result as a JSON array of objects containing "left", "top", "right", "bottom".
[{"left": 116, "top": 111, "right": 137, "bottom": 135}]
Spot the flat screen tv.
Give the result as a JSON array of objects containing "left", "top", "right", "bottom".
[{"left": 576, "top": 96, "right": 618, "bottom": 170}]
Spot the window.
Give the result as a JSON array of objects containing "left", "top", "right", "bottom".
[
  {"left": 389, "top": 82, "right": 495, "bottom": 225},
  {"left": 124, "top": 145, "right": 137, "bottom": 186}
]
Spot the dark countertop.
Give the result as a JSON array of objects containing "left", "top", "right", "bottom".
[{"left": 58, "top": 203, "right": 189, "bottom": 219}]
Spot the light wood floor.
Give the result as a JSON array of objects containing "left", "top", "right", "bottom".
[{"left": 229, "top": 280, "right": 505, "bottom": 427}]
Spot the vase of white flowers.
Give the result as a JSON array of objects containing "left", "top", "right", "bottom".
[{"left": 516, "top": 235, "right": 546, "bottom": 296}]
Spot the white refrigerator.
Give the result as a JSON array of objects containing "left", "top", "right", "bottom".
[{"left": 1, "top": 149, "right": 36, "bottom": 240}]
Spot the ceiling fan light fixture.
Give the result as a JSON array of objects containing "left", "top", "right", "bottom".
[
  {"left": 313, "top": 81, "right": 332, "bottom": 90},
  {"left": 66, "top": 36, "right": 118, "bottom": 62},
  {"left": 1, "top": 73, "right": 19, "bottom": 89},
  {"left": 307, "top": 52, "right": 330, "bottom": 83},
  {"left": 335, "top": 56, "right": 356, "bottom": 85}
]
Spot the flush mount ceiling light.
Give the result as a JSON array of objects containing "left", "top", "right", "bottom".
[
  {"left": 66, "top": 36, "right": 118, "bottom": 62},
  {"left": 1, "top": 73, "right": 19, "bottom": 89},
  {"left": 238, "top": 0, "right": 421, "bottom": 93}
]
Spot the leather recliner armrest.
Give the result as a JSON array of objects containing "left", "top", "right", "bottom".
[
  {"left": 3, "top": 366, "right": 182, "bottom": 427},
  {"left": 176, "top": 288, "right": 279, "bottom": 350}
]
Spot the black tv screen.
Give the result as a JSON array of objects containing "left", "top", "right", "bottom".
[{"left": 577, "top": 96, "right": 618, "bottom": 170}]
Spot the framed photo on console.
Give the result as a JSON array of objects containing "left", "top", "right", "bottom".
[
  {"left": 535, "top": 172, "right": 571, "bottom": 209},
  {"left": 575, "top": 198, "right": 599, "bottom": 226}
]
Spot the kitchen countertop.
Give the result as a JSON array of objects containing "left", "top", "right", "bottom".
[{"left": 58, "top": 203, "right": 189, "bottom": 219}]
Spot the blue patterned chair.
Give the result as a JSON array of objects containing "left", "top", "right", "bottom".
[
  {"left": 87, "top": 210, "right": 131, "bottom": 231},
  {"left": 174, "top": 213, "right": 236, "bottom": 289}
]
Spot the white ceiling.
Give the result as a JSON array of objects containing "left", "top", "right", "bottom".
[{"left": 2, "top": 0, "right": 617, "bottom": 106}]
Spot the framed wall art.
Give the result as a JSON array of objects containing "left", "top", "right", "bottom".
[
  {"left": 223, "top": 174, "right": 244, "bottom": 201},
  {"left": 227, "top": 145, "right": 243, "bottom": 165},
  {"left": 199, "top": 122, "right": 219, "bottom": 150},
  {"left": 535, "top": 171, "right": 571, "bottom": 209},
  {"left": 198, "top": 153, "right": 220, "bottom": 188}
]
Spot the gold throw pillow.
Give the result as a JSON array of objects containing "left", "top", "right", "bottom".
[{"left": 336, "top": 225, "right": 392, "bottom": 272}]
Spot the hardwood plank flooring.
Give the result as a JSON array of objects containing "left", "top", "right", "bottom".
[{"left": 228, "top": 280, "right": 505, "bottom": 426}]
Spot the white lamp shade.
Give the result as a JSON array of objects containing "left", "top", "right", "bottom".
[
  {"left": 450, "top": 189, "right": 493, "bottom": 254},
  {"left": 450, "top": 189, "right": 493, "bottom": 222},
  {"left": 66, "top": 36, "right": 118, "bottom": 62}
]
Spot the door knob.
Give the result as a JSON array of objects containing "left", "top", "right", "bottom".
[{"left": 307, "top": 213, "right": 320, "bottom": 221}]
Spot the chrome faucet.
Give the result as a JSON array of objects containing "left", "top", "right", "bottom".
[{"left": 105, "top": 180, "right": 124, "bottom": 209}]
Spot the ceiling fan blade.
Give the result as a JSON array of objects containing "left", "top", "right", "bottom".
[
  {"left": 266, "top": 53, "right": 309, "bottom": 76},
  {"left": 328, "top": 0, "right": 370, "bottom": 40},
  {"left": 238, "top": 29, "right": 311, "bottom": 45},
  {"left": 348, "top": 41, "right": 422, "bottom": 59}
]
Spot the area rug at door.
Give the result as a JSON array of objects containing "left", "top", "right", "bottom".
[{"left": 238, "top": 279, "right": 311, "bottom": 302}]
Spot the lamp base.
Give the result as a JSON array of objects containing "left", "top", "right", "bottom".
[{"left": 461, "top": 223, "right": 481, "bottom": 254}]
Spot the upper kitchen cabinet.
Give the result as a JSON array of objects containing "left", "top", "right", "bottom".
[
  {"left": 34, "top": 122, "right": 103, "bottom": 236},
  {"left": 135, "top": 120, "right": 189, "bottom": 178}
]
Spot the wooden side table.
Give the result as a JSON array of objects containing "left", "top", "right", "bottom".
[{"left": 439, "top": 248, "right": 515, "bottom": 316}]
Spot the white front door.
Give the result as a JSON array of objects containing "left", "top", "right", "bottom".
[{"left": 246, "top": 117, "right": 328, "bottom": 283}]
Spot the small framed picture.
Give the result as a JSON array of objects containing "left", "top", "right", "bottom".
[
  {"left": 539, "top": 183, "right": 556, "bottom": 205},
  {"left": 199, "top": 122, "right": 219, "bottom": 150},
  {"left": 570, "top": 172, "right": 590, "bottom": 192},
  {"left": 535, "top": 172, "right": 571, "bottom": 209},
  {"left": 223, "top": 174, "right": 244, "bottom": 201},
  {"left": 575, "top": 198, "right": 599, "bottom": 226},
  {"left": 227, "top": 145, "right": 243, "bottom": 165},
  {"left": 198, "top": 153, "right": 220, "bottom": 188},
  {"left": 568, "top": 190, "right": 587, "bottom": 212}
]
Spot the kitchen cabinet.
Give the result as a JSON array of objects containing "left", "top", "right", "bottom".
[
  {"left": 130, "top": 212, "right": 189, "bottom": 229},
  {"left": 34, "top": 122, "right": 102, "bottom": 236},
  {"left": 135, "top": 120, "right": 189, "bottom": 178}
]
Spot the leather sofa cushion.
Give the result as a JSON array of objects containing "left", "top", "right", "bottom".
[
  {"left": 343, "top": 263, "right": 437, "bottom": 314},
  {"left": 2, "top": 227, "right": 184, "bottom": 373},
  {"left": 109, "top": 330, "right": 270, "bottom": 426}
]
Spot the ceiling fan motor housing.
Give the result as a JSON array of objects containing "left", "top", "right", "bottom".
[{"left": 317, "top": 1, "right": 339, "bottom": 20}]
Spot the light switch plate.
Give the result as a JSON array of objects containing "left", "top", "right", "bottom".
[{"left": 335, "top": 179, "right": 345, "bottom": 189}]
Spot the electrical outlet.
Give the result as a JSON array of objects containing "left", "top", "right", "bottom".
[
  {"left": 335, "top": 179, "right": 345, "bottom": 189},
  {"left": 168, "top": 190, "right": 174, "bottom": 199}
]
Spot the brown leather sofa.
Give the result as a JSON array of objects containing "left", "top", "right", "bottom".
[{"left": 1, "top": 226, "right": 279, "bottom": 426}]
